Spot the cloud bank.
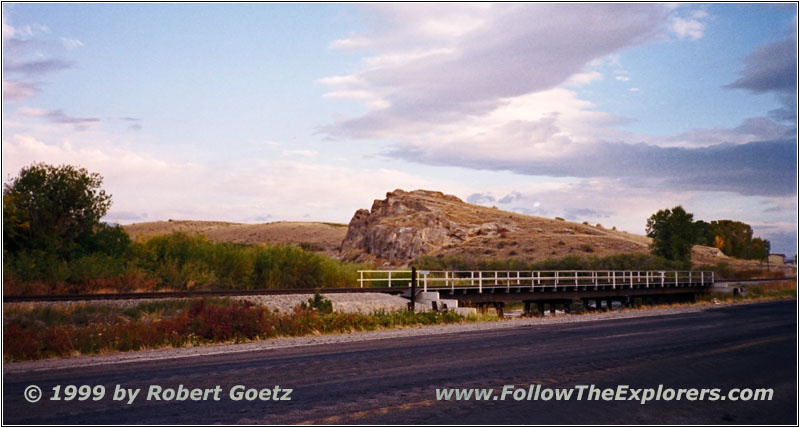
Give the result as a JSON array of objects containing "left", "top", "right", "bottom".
[{"left": 320, "top": 3, "right": 796, "bottom": 199}]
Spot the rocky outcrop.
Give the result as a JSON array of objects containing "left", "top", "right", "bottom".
[
  {"left": 339, "top": 188, "right": 680, "bottom": 265},
  {"left": 341, "top": 189, "right": 518, "bottom": 263}
]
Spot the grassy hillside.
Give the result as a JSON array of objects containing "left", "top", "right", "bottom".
[{"left": 124, "top": 220, "right": 347, "bottom": 252}]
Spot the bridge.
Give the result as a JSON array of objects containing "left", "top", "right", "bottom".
[{"left": 358, "top": 269, "right": 715, "bottom": 316}]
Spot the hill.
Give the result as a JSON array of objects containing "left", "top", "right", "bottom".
[
  {"left": 123, "top": 220, "right": 348, "bottom": 253},
  {"left": 123, "top": 190, "right": 782, "bottom": 271},
  {"left": 342, "top": 189, "right": 652, "bottom": 264},
  {"left": 340, "top": 189, "right": 782, "bottom": 270}
]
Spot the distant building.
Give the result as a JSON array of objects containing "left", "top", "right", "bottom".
[{"left": 768, "top": 254, "right": 786, "bottom": 266}]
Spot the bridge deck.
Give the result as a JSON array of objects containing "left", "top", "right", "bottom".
[
  {"left": 358, "top": 270, "right": 713, "bottom": 305},
  {"left": 358, "top": 270, "right": 713, "bottom": 289}
]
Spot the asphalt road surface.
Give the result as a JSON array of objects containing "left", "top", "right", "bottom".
[{"left": 4, "top": 300, "right": 796, "bottom": 424}]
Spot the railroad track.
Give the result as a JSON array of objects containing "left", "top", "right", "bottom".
[
  {"left": 2, "top": 287, "right": 405, "bottom": 303},
  {"left": 2, "top": 277, "right": 793, "bottom": 303}
]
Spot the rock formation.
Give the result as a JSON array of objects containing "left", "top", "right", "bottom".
[{"left": 341, "top": 189, "right": 538, "bottom": 263}]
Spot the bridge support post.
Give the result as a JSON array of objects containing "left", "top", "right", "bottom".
[
  {"left": 568, "top": 299, "right": 584, "bottom": 314},
  {"left": 408, "top": 267, "right": 416, "bottom": 311},
  {"left": 524, "top": 301, "right": 532, "bottom": 316},
  {"left": 494, "top": 302, "right": 505, "bottom": 318},
  {"left": 537, "top": 302, "right": 545, "bottom": 316}
]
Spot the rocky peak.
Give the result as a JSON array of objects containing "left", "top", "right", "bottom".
[{"left": 341, "top": 189, "right": 514, "bottom": 263}]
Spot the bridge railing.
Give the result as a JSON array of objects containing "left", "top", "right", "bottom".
[{"left": 357, "top": 270, "right": 714, "bottom": 292}]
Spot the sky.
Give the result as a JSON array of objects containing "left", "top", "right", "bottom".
[{"left": 2, "top": 3, "right": 797, "bottom": 256}]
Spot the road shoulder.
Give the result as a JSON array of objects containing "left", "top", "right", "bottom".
[{"left": 3, "top": 300, "right": 790, "bottom": 374}]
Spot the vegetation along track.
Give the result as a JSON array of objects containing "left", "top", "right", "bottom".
[{"left": 2, "top": 287, "right": 405, "bottom": 303}]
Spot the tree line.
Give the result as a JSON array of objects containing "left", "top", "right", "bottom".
[{"left": 646, "top": 206, "right": 770, "bottom": 263}]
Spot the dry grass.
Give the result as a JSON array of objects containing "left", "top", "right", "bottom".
[
  {"left": 124, "top": 220, "right": 347, "bottom": 253},
  {"left": 634, "top": 279, "right": 796, "bottom": 310},
  {"left": 3, "top": 298, "right": 497, "bottom": 362}
]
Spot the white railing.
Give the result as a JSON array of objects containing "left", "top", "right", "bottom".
[{"left": 357, "top": 270, "right": 714, "bottom": 292}]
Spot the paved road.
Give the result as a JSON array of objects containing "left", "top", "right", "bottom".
[{"left": 4, "top": 301, "right": 796, "bottom": 424}]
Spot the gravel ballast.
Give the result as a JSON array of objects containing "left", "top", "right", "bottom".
[{"left": 3, "top": 292, "right": 409, "bottom": 314}]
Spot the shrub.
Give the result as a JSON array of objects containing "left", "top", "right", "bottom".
[
  {"left": 3, "top": 298, "right": 477, "bottom": 361},
  {"left": 5, "top": 229, "right": 371, "bottom": 294},
  {"left": 300, "top": 291, "right": 333, "bottom": 314},
  {"left": 299, "top": 242, "right": 325, "bottom": 252}
]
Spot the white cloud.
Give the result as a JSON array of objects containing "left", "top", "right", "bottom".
[
  {"left": 322, "top": 90, "right": 390, "bottom": 110},
  {"left": 2, "top": 15, "right": 15, "bottom": 40},
  {"left": 669, "top": 7, "right": 709, "bottom": 40},
  {"left": 321, "top": 4, "right": 669, "bottom": 138},
  {"left": 281, "top": 149, "right": 319, "bottom": 158},
  {"left": 329, "top": 37, "right": 371, "bottom": 50},
  {"left": 11, "top": 23, "right": 49, "bottom": 38},
  {"left": 1, "top": 132, "right": 454, "bottom": 224},
  {"left": 2, "top": 14, "right": 77, "bottom": 102},
  {"left": 60, "top": 37, "right": 84, "bottom": 50},
  {"left": 2, "top": 80, "right": 38, "bottom": 102},
  {"left": 318, "top": 3, "right": 793, "bottom": 193},
  {"left": 564, "top": 70, "right": 604, "bottom": 87}
]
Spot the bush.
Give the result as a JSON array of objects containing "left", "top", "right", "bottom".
[
  {"left": 5, "top": 231, "right": 371, "bottom": 294},
  {"left": 300, "top": 291, "right": 333, "bottom": 314},
  {"left": 3, "top": 298, "right": 475, "bottom": 361}
]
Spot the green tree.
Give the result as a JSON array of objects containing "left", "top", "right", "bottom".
[
  {"left": 3, "top": 163, "right": 115, "bottom": 258},
  {"left": 693, "top": 219, "right": 770, "bottom": 260},
  {"left": 645, "top": 206, "right": 696, "bottom": 262},
  {"left": 747, "top": 237, "right": 770, "bottom": 261},
  {"left": 692, "top": 220, "right": 714, "bottom": 245}
]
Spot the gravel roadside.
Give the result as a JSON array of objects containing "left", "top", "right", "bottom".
[{"left": 3, "top": 300, "right": 761, "bottom": 374}]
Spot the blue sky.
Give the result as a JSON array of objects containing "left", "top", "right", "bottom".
[{"left": 2, "top": 3, "right": 797, "bottom": 255}]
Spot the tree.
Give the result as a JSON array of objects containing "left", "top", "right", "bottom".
[
  {"left": 3, "top": 163, "right": 114, "bottom": 258},
  {"left": 645, "top": 206, "right": 696, "bottom": 262},
  {"left": 748, "top": 237, "right": 770, "bottom": 261},
  {"left": 693, "top": 219, "right": 770, "bottom": 260}
]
